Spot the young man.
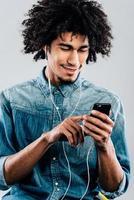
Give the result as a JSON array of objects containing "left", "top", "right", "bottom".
[{"left": 0, "top": 0, "right": 130, "bottom": 199}]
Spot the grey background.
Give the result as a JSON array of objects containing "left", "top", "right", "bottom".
[{"left": 0, "top": 0, "right": 133, "bottom": 199}]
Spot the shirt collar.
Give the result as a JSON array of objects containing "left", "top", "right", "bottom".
[{"left": 36, "top": 67, "right": 83, "bottom": 97}]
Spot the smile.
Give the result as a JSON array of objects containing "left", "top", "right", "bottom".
[{"left": 61, "top": 65, "right": 79, "bottom": 71}]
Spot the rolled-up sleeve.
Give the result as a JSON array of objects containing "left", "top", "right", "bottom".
[
  {"left": 0, "top": 91, "right": 16, "bottom": 190},
  {"left": 0, "top": 156, "right": 9, "bottom": 190},
  {"left": 98, "top": 172, "right": 128, "bottom": 199}
]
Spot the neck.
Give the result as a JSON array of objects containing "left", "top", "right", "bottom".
[{"left": 45, "top": 66, "right": 61, "bottom": 86}]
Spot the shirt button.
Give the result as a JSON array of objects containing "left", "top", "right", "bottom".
[
  {"left": 56, "top": 106, "right": 59, "bottom": 110},
  {"left": 57, "top": 188, "right": 60, "bottom": 191},
  {"left": 53, "top": 157, "right": 56, "bottom": 160},
  {"left": 55, "top": 182, "right": 58, "bottom": 186}
]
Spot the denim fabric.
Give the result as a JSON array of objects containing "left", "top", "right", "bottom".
[{"left": 0, "top": 68, "right": 130, "bottom": 200}]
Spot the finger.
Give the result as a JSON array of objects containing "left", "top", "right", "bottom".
[
  {"left": 63, "top": 120, "right": 81, "bottom": 146},
  {"left": 82, "top": 126, "right": 109, "bottom": 144},
  {"left": 90, "top": 110, "right": 114, "bottom": 126},
  {"left": 65, "top": 126, "right": 83, "bottom": 146},
  {"left": 83, "top": 115, "right": 113, "bottom": 134},
  {"left": 73, "top": 125, "right": 84, "bottom": 144},
  {"left": 64, "top": 118, "right": 82, "bottom": 135},
  {"left": 63, "top": 122, "right": 80, "bottom": 146},
  {"left": 65, "top": 125, "right": 78, "bottom": 146},
  {"left": 83, "top": 120, "right": 107, "bottom": 138},
  {"left": 71, "top": 115, "right": 83, "bottom": 122},
  {"left": 79, "top": 127, "right": 84, "bottom": 143},
  {"left": 73, "top": 132, "right": 79, "bottom": 146},
  {"left": 82, "top": 126, "right": 101, "bottom": 142},
  {"left": 71, "top": 128, "right": 84, "bottom": 145},
  {"left": 69, "top": 118, "right": 82, "bottom": 133},
  {"left": 62, "top": 128, "right": 74, "bottom": 145},
  {"left": 68, "top": 119, "right": 84, "bottom": 144},
  {"left": 64, "top": 120, "right": 79, "bottom": 135}
]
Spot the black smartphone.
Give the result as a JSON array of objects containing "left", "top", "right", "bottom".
[{"left": 92, "top": 103, "right": 111, "bottom": 116}]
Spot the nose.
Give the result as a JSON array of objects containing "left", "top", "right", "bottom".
[{"left": 67, "top": 50, "right": 79, "bottom": 66}]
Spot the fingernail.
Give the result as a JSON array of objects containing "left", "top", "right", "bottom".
[{"left": 91, "top": 110, "right": 96, "bottom": 114}]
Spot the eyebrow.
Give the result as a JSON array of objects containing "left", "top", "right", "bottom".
[{"left": 58, "top": 43, "right": 89, "bottom": 49}]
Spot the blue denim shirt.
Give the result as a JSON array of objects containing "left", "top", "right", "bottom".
[{"left": 0, "top": 68, "right": 130, "bottom": 200}]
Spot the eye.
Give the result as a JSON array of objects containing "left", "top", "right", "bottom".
[
  {"left": 79, "top": 48, "right": 89, "bottom": 52},
  {"left": 60, "top": 47, "right": 70, "bottom": 51}
]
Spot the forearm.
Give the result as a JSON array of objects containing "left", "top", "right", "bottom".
[
  {"left": 97, "top": 139, "right": 124, "bottom": 192},
  {"left": 4, "top": 133, "right": 52, "bottom": 185}
]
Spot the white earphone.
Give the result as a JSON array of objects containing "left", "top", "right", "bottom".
[{"left": 47, "top": 68, "right": 94, "bottom": 200}]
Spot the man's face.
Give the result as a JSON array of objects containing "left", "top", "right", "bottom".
[{"left": 45, "top": 32, "right": 89, "bottom": 85}]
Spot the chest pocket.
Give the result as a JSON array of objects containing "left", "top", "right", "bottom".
[{"left": 13, "top": 107, "right": 53, "bottom": 148}]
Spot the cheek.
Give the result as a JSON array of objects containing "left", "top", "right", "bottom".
[
  {"left": 80, "top": 54, "right": 88, "bottom": 64},
  {"left": 55, "top": 52, "right": 68, "bottom": 65},
  {"left": 49, "top": 54, "right": 59, "bottom": 66}
]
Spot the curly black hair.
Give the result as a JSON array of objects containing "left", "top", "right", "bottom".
[{"left": 22, "top": 0, "right": 113, "bottom": 63}]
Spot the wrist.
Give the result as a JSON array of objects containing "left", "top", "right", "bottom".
[
  {"left": 97, "top": 138, "right": 115, "bottom": 154},
  {"left": 41, "top": 132, "right": 54, "bottom": 146}
]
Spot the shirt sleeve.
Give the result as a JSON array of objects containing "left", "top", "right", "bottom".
[
  {"left": 98, "top": 172, "right": 127, "bottom": 199},
  {"left": 0, "top": 156, "right": 10, "bottom": 190},
  {"left": 0, "top": 91, "right": 16, "bottom": 190},
  {"left": 97, "top": 97, "right": 130, "bottom": 199}
]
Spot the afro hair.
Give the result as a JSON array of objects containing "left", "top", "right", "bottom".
[{"left": 22, "top": 0, "right": 113, "bottom": 63}]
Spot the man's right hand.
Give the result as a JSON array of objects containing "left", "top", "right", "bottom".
[
  {"left": 4, "top": 115, "right": 83, "bottom": 185},
  {"left": 45, "top": 116, "right": 84, "bottom": 146}
]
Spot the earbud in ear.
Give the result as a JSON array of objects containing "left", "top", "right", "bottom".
[{"left": 45, "top": 46, "right": 49, "bottom": 60}]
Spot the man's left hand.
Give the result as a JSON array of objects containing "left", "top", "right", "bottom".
[{"left": 82, "top": 110, "right": 115, "bottom": 150}]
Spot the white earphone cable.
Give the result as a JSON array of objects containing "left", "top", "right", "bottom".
[
  {"left": 79, "top": 137, "right": 94, "bottom": 200},
  {"left": 48, "top": 72, "right": 93, "bottom": 200},
  {"left": 48, "top": 76, "right": 72, "bottom": 200}
]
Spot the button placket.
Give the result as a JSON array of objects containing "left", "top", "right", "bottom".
[{"left": 49, "top": 90, "right": 64, "bottom": 199}]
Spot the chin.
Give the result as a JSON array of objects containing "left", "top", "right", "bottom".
[{"left": 59, "top": 75, "right": 78, "bottom": 84}]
